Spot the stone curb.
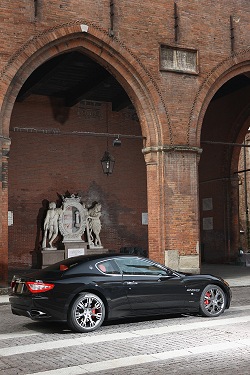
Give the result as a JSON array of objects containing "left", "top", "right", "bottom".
[{"left": 0, "top": 296, "right": 10, "bottom": 305}]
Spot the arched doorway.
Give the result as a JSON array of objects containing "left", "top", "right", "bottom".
[
  {"left": 0, "top": 24, "right": 171, "bottom": 285},
  {"left": 199, "top": 72, "right": 250, "bottom": 263},
  {"left": 8, "top": 50, "right": 148, "bottom": 269}
]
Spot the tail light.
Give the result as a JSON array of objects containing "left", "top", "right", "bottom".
[
  {"left": 11, "top": 275, "right": 18, "bottom": 289},
  {"left": 26, "top": 281, "right": 55, "bottom": 294},
  {"left": 11, "top": 279, "right": 16, "bottom": 289},
  {"left": 60, "top": 264, "right": 69, "bottom": 271}
]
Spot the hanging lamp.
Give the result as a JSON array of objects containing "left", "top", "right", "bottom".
[{"left": 101, "top": 103, "right": 115, "bottom": 176}]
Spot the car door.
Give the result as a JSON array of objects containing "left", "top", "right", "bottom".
[
  {"left": 114, "top": 257, "right": 187, "bottom": 314},
  {"left": 94, "top": 259, "right": 131, "bottom": 318}
]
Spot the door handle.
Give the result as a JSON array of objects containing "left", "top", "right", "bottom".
[
  {"left": 123, "top": 281, "right": 138, "bottom": 285},
  {"left": 158, "top": 276, "right": 171, "bottom": 281}
]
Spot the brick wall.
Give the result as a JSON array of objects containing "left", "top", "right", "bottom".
[{"left": 0, "top": 0, "right": 249, "bottom": 275}]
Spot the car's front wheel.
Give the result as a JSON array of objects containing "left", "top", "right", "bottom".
[
  {"left": 199, "top": 284, "right": 226, "bottom": 317},
  {"left": 68, "top": 293, "right": 105, "bottom": 333}
]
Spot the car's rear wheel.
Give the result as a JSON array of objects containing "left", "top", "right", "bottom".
[
  {"left": 199, "top": 284, "right": 226, "bottom": 317},
  {"left": 68, "top": 293, "right": 105, "bottom": 333}
]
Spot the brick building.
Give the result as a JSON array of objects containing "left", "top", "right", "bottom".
[{"left": 0, "top": 1, "right": 249, "bottom": 286}]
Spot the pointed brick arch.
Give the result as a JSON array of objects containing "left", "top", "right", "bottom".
[
  {"left": 0, "top": 20, "right": 173, "bottom": 147},
  {"left": 0, "top": 21, "right": 175, "bottom": 285},
  {"left": 231, "top": 109, "right": 250, "bottom": 173},
  {"left": 187, "top": 47, "right": 250, "bottom": 146},
  {"left": 196, "top": 49, "right": 250, "bottom": 264}
]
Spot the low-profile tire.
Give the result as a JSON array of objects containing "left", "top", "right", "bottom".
[
  {"left": 199, "top": 284, "right": 226, "bottom": 317},
  {"left": 67, "top": 293, "right": 105, "bottom": 333}
]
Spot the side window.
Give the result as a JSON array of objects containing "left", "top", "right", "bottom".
[
  {"left": 115, "top": 257, "right": 169, "bottom": 276},
  {"left": 96, "top": 260, "right": 120, "bottom": 275}
]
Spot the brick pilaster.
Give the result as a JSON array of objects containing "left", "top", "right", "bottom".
[
  {"left": 0, "top": 136, "right": 11, "bottom": 287},
  {"left": 144, "top": 145, "right": 201, "bottom": 272},
  {"left": 144, "top": 150, "right": 166, "bottom": 265}
]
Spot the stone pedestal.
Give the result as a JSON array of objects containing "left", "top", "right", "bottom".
[
  {"left": 41, "top": 246, "right": 109, "bottom": 268},
  {"left": 41, "top": 249, "right": 65, "bottom": 268},
  {"left": 85, "top": 248, "right": 109, "bottom": 255},
  {"left": 41, "top": 241, "right": 109, "bottom": 268},
  {"left": 64, "top": 241, "right": 109, "bottom": 258}
]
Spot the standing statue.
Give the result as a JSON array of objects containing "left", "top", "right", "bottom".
[
  {"left": 88, "top": 202, "right": 102, "bottom": 247},
  {"left": 42, "top": 202, "right": 63, "bottom": 249}
]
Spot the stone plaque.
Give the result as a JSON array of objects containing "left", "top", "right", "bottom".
[
  {"left": 68, "top": 248, "right": 85, "bottom": 258},
  {"left": 8, "top": 211, "right": 13, "bottom": 226},
  {"left": 160, "top": 45, "right": 198, "bottom": 74},
  {"left": 202, "top": 198, "right": 213, "bottom": 211},
  {"left": 142, "top": 213, "right": 148, "bottom": 225},
  {"left": 203, "top": 217, "right": 213, "bottom": 231}
]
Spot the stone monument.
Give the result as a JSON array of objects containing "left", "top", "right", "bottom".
[
  {"left": 42, "top": 201, "right": 62, "bottom": 250},
  {"left": 87, "top": 202, "right": 102, "bottom": 248},
  {"left": 41, "top": 193, "right": 107, "bottom": 267},
  {"left": 59, "top": 194, "right": 89, "bottom": 258},
  {"left": 41, "top": 201, "right": 64, "bottom": 267}
]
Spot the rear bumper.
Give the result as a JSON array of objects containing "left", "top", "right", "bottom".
[{"left": 9, "top": 294, "right": 67, "bottom": 321}]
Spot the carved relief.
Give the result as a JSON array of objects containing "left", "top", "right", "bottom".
[
  {"left": 59, "top": 195, "right": 88, "bottom": 242},
  {"left": 42, "top": 194, "right": 103, "bottom": 250}
]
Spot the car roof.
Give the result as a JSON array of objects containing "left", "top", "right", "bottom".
[
  {"left": 63, "top": 252, "right": 145, "bottom": 263},
  {"left": 40, "top": 252, "right": 150, "bottom": 273}
]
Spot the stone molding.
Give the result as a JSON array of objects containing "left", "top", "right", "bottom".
[{"left": 143, "top": 144, "right": 202, "bottom": 155}]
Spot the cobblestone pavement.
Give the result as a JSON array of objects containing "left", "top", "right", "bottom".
[{"left": 0, "top": 287, "right": 249, "bottom": 375}]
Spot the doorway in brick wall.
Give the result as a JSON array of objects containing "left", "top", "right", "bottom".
[
  {"left": 199, "top": 72, "right": 250, "bottom": 264},
  {"left": 7, "top": 49, "right": 148, "bottom": 269}
]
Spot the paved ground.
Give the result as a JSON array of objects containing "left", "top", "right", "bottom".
[
  {"left": 201, "top": 263, "right": 250, "bottom": 287},
  {"left": 0, "top": 264, "right": 249, "bottom": 375},
  {"left": 0, "top": 287, "right": 249, "bottom": 374}
]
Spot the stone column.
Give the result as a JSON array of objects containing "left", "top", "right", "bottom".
[
  {"left": 0, "top": 136, "right": 11, "bottom": 287},
  {"left": 144, "top": 145, "right": 202, "bottom": 273}
]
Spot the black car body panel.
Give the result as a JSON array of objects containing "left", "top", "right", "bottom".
[{"left": 9, "top": 254, "right": 232, "bottom": 331}]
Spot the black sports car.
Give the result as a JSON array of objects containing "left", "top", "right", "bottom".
[{"left": 9, "top": 253, "right": 232, "bottom": 333}]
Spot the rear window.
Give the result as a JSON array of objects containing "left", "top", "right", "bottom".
[
  {"left": 96, "top": 260, "right": 120, "bottom": 274},
  {"left": 39, "top": 256, "right": 95, "bottom": 277},
  {"left": 44, "top": 257, "right": 86, "bottom": 272}
]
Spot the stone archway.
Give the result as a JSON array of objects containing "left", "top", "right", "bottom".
[{"left": 0, "top": 22, "right": 172, "bottom": 285}]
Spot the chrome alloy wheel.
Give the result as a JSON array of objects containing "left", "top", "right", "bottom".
[
  {"left": 68, "top": 293, "right": 105, "bottom": 332},
  {"left": 199, "top": 284, "right": 226, "bottom": 317}
]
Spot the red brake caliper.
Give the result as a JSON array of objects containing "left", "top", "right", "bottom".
[{"left": 204, "top": 291, "right": 211, "bottom": 305}]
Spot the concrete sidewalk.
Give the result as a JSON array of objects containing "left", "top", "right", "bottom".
[
  {"left": 201, "top": 263, "right": 250, "bottom": 287},
  {"left": 0, "top": 295, "right": 9, "bottom": 304},
  {"left": 0, "top": 263, "right": 249, "bottom": 305}
]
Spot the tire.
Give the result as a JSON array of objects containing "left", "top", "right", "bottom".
[
  {"left": 67, "top": 293, "right": 105, "bottom": 333},
  {"left": 199, "top": 284, "right": 226, "bottom": 317}
]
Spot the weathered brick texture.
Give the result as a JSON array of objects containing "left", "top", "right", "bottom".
[{"left": 0, "top": 1, "right": 249, "bottom": 283}]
